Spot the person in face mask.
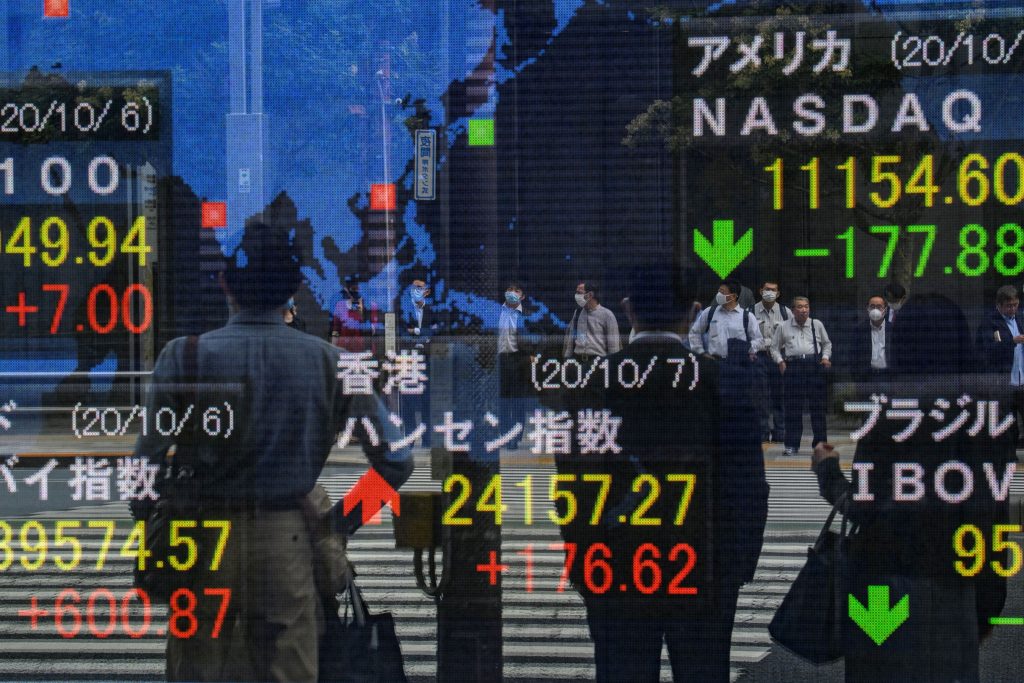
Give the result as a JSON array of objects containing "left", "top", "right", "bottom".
[
  {"left": 498, "top": 283, "right": 531, "bottom": 450},
  {"left": 563, "top": 281, "right": 621, "bottom": 360},
  {"left": 753, "top": 281, "right": 791, "bottom": 442},
  {"left": 406, "top": 279, "right": 431, "bottom": 340},
  {"left": 400, "top": 279, "right": 438, "bottom": 445},
  {"left": 883, "top": 282, "right": 907, "bottom": 323},
  {"left": 849, "top": 295, "right": 893, "bottom": 386},
  {"left": 687, "top": 280, "right": 764, "bottom": 360}
]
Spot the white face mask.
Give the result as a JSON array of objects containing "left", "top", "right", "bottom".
[
  {"left": 575, "top": 293, "right": 587, "bottom": 308},
  {"left": 762, "top": 290, "right": 777, "bottom": 303},
  {"left": 888, "top": 300, "right": 903, "bottom": 311},
  {"left": 715, "top": 292, "right": 729, "bottom": 306},
  {"left": 868, "top": 308, "right": 885, "bottom": 322}
]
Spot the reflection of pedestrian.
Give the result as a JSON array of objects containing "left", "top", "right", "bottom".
[
  {"left": 688, "top": 279, "right": 763, "bottom": 361},
  {"left": 753, "top": 280, "right": 790, "bottom": 442},
  {"left": 565, "top": 267, "right": 766, "bottom": 683},
  {"left": 563, "top": 281, "right": 621, "bottom": 360},
  {"left": 849, "top": 295, "right": 893, "bottom": 385},
  {"left": 498, "top": 283, "right": 530, "bottom": 450},
  {"left": 813, "top": 294, "right": 1010, "bottom": 683},
  {"left": 883, "top": 282, "right": 907, "bottom": 324},
  {"left": 132, "top": 224, "right": 413, "bottom": 681},
  {"left": 330, "top": 279, "right": 366, "bottom": 352},
  {"left": 975, "top": 285, "right": 1024, "bottom": 444},
  {"left": 399, "top": 279, "right": 439, "bottom": 443},
  {"left": 770, "top": 296, "right": 831, "bottom": 455}
]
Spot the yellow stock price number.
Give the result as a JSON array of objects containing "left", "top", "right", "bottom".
[
  {"left": 0, "top": 519, "right": 231, "bottom": 572},
  {"left": 441, "top": 473, "right": 697, "bottom": 527},
  {"left": 953, "top": 523, "right": 1023, "bottom": 578},
  {"left": 0, "top": 215, "right": 150, "bottom": 268},
  {"left": 765, "top": 153, "right": 1024, "bottom": 211}
]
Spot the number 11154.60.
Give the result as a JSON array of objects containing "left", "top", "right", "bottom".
[{"left": 764, "top": 154, "right": 1024, "bottom": 211}]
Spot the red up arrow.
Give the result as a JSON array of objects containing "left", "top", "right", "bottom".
[{"left": 342, "top": 468, "right": 400, "bottom": 525}]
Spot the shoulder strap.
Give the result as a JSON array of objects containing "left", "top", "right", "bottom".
[
  {"left": 780, "top": 306, "right": 789, "bottom": 321},
  {"left": 743, "top": 308, "right": 752, "bottom": 343},
  {"left": 810, "top": 319, "right": 819, "bottom": 357},
  {"left": 703, "top": 304, "right": 719, "bottom": 334}
]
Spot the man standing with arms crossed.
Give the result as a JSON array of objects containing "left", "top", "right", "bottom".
[{"left": 133, "top": 224, "right": 412, "bottom": 681}]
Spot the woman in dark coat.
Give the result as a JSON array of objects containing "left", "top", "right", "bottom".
[{"left": 812, "top": 294, "right": 1012, "bottom": 683}]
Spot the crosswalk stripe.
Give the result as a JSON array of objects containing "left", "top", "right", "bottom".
[
  {"left": 6, "top": 461, "right": 1016, "bottom": 680},
  {"left": 0, "top": 505, "right": 807, "bottom": 682}
]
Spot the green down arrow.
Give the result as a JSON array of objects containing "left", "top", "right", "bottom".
[
  {"left": 693, "top": 219, "right": 753, "bottom": 279},
  {"left": 848, "top": 585, "right": 910, "bottom": 646}
]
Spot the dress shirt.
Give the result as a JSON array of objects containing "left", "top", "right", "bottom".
[
  {"left": 753, "top": 302, "right": 791, "bottom": 352},
  {"left": 413, "top": 304, "right": 425, "bottom": 333},
  {"left": 770, "top": 317, "right": 832, "bottom": 364},
  {"left": 498, "top": 303, "right": 523, "bottom": 354},
  {"left": 565, "top": 304, "right": 621, "bottom": 357},
  {"left": 870, "top": 322, "right": 887, "bottom": 369},
  {"left": 688, "top": 305, "right": 764, "bottom": 357},
  {"left": 1006, "top": 316, "right": 1024, "bottom": 387}
]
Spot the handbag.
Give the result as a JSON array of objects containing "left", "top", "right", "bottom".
[
  {"left": 133, "top": 335, "right": 203, "bottom": 604},
  {"left": 768, "top": 493, "right": 852, "bottom": 664},
  {"left": 303, "top": 483, "right": 351, "bottom": 603},
  {"left": 319, "top": 572, "right": 409, "bottom": 683}
]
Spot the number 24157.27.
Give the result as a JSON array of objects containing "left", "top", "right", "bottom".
[{"left": 442, "top": 473, "right": 697, "bottom": 527}]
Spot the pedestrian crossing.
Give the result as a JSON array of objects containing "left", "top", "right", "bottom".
[
  {"left": 3, "top": 462, "right": 1020, "bottom": 681},
  {"left": 0, "top": 503, "right": 813, "bottom": 680}
]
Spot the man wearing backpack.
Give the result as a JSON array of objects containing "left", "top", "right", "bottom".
[
  {"left": 753, "top": 281, "right": 791, "bottom": 443},
  {"left": 687, "top": 279, "right": 764, "bottom": 361}
]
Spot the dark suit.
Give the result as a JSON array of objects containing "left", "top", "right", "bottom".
[
  {"left": 849, "top": 319, "right": 894, "bottom": 383},
  {"left": 976, "top": 308, "right": 1024, "bottom": 374},
  {"left": 398, "top": 304, "right": 440, "bottom": 440},
  {"left": 560, "top": 334, "right": 767, "bottom": 682},
  {"left": 976, "top": 308, "right": 1024, "bottom": 439}
]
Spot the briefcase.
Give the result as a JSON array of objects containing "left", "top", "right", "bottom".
[{"left": 319, "top": 575, "right": 408, "bottom": 683}]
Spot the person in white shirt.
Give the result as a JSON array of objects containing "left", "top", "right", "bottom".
[
  {"left": 499, "top": 283, "right": 530, "bottom": 449},
  {"left": 688, "top": 280, "right": 763, "bottom": 360},
  {"left": 753, "top": 281, "right": 791, "bottom": 442},
  {"left": 770, "top": 296, "right": 832, "bottom": 455},
  {"left": 563, "top": 281, "right": 621, "bottom": 359}
]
